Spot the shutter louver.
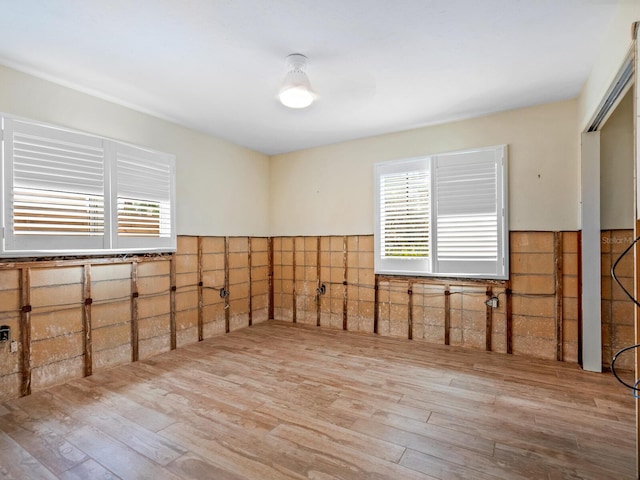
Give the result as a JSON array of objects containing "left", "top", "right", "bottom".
[
  {"left": 116, "top": 147, "right": 172, "bottom": 238},
  {"left": 11, "top": 123, "right": 105, "bottom": 237},
  {"left": 435, "top": 156, "right": 498, "bottom": 261},
  {"left": 380, "top": 170, "right": 430, "bottom": 258}
]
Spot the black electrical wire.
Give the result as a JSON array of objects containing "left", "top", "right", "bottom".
[{"left": 610, "top": 235, "right": 640, "bottom": 393}]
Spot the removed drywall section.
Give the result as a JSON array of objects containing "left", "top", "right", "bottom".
[
  {"left": 272, "top": 232, "right": 580, "bottom": 363},
  {"left": 0, "top": 236, "right": 272, "bottom": 402}
]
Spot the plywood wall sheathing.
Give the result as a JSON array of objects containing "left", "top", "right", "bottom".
[
  {"left": 92, "top": 263, "right": 132, "bottom": 372},
  {"left": 200, "top": 237, "right": 226, "bottom": 337},
  {"left": 510, "top": 232, "right": 558, "bottom": 360},
  {"left": 346, "top": 236, "right": 375, "bottom": 333},
  {"left": 562, "top": 232, "right": 580, "bottom": 363},
  {"left": 0, "top": 269, "right": 21, "bottom": 399},
  {"left": 250, "top": 237, "right": 270, "bottom": 325},
  {"left": 602, "top": 230, "right": 635, "bottom": 370},
  {"left": 294, "top": 236, "right": 317, "bottom": 326},
  {"left": 272, "top": 237, "right": 295, "bottom": 322},
  {"left": 319, "top": 236, "right": 345, "bottom": 330},
  {"left": 228, "top": 237, "right": 250, "bottom": 332},
  {"left": 137, "top": 260, "right": 171, "bottom": 359},
  {"left": 175, "top": 236, "right": 199, "bottom": 347},
  {"left": 30, "top": 266, "right": 84, "bottom": 391}
]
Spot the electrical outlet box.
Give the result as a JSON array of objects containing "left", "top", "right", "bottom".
[
  {"left": 486, "top": 297, "right": 499, "bottom": 308},
  {"left": 9, "top": 340, "right": 17, "bottom": 353}
]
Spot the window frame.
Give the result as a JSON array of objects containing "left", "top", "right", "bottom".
[
  {"left": 374, "top": 145, "right": 508, "bottom": 280},
  {"left": 1, "top": 114, "right": 176, "bottom": 257}
]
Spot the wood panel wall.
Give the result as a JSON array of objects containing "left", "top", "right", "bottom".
[{"left": 0, "top": 230, "right": 632, "bottom": 402}]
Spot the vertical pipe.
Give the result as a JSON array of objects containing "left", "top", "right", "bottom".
[
  {"left": 83, "top": 263, "right": 93, "bottom": 376},
  {"left": 20, "top": 268, "right": 31, "bottom": 397}
]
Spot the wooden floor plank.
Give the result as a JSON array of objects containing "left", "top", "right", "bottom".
[{"left": 0, "top": 320, "right": 635, "bottom": 479}]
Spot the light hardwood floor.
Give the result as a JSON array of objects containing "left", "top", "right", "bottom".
[{"left": 0, "top": 321, "right": 635, "bottom": 479}]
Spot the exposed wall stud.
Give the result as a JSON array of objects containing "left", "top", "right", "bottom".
[
  {"left": 342, "top": 236, "right": 348, "bottom": 331},
  {"left": 224, "top": 237, "right": 230, "bottom": 333},
  {"left": 577, "top": 231, "right": 583, "bottom": 366},
  {"left": 248, "top": 237, "right": 253, "bottom": 327},
  {"left": 555, "top": 231, "right": 564, "bottom": 361},
  {"left": 316, "top": 236, "right": 321, "bottom": 327},
  {"left": 506, "top": 286, "right": 513, "bottom": 354},
  {"left": 169, "top": 254, "right": 177, "bottom": 349},
  {"left": 268, "top": 237, "right": 274, "bottom": 320},
  {"left": 131, "top": 261, "right": 139, "bottom": 362},
  {"left": 444, "top": 285, "right": 451, "bottom": 345},
  {"left": 197, "top": 236, "right": 204, "bottom": 341},
  {"left": 19, "top": 268, "right": 31, "bottom": 397},
  {"left": 485, "top": 286, "right": 493, "bottom": 352},
  {"left": 373, "top": 275, "right": 379, "bottom": 334},
  {"left": 82, "top": 263, "right": 93, "bottom": 376},
  {"left": 407, "top": 280, "right": 414, "bottom": 340},
  {"left": 292, "top": 237, "right": 297, "bottom": 324}
]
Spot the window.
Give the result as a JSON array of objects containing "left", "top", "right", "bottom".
[
  {"left": 1, "top": 115, "right": 176, "bottom": 257},
  {"left": 374, "top": 145, "right": 508, "bottom": 279}
]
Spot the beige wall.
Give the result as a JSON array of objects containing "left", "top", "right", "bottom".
[
  {"left": 269, "top": 99, "right": 579, "bottom": 236},
  {"left": 600, "top": 89, "right": 634, "bottom": 230},
  {"left": 0, "top": 65, "right": 270, "bottom": 237},
  {"left": 578, "top": 1, "right": 640, "bottom": 130}
]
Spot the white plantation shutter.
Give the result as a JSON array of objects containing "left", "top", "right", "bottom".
[
  {"left": 114, "top": 143, "right": 175, "bottom": 251},
  {"left": 380, "top": 170, "right": 430, "bottom": 257},
  {"left": 3, "top": 119, "right": 107, "bottom": 253},
  {"left": 374, "top": 146, "right": 508, "bottom": 279},
  {"left": 374, "top": 158, "right": 431, "bottom": 275},
  {"left": 433, "top": 148, "right": 507, "bottom": 277},
  {"left": 1, "top": 115, "right": 176, "bottom": 256}
]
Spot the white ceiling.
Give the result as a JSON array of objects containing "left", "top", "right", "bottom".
[{"left": 0, "top": 0, "right": 620, "bottom": 155}]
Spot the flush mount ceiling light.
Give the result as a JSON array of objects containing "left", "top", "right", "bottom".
[{"left": 279, "top": 53, "right": 316, "bottom": 109}]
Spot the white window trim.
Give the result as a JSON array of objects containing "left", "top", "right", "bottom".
[
  {"left": 1, "top": 114, "right": 176, "bottom": 257},
  {"left": 374, "top": 145, "right": 508, "bottom": 280}
]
